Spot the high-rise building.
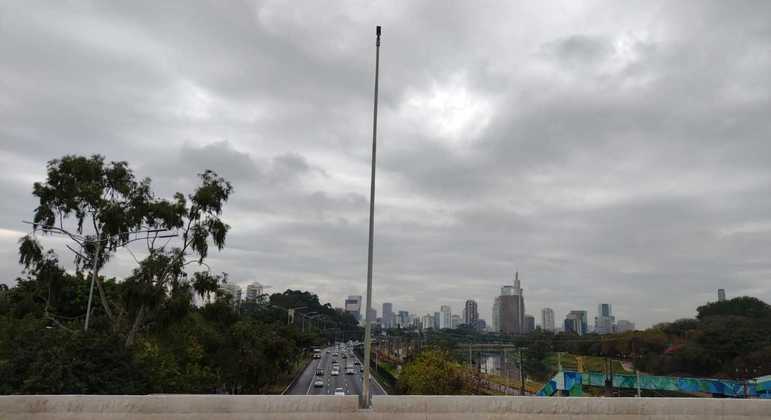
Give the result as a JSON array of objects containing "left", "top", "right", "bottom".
[
  {"left": 494, "top": 272, "right": 526, "bottom": 334},
  {"left": 220, "top": 283, "right": 242, "bottom": 306},
  {"left": 433, "top": 311, "right": 441, "bottom": 330},
  {"left": 594, "top": 303, "right": 615, "bottom": 335},
  {"left": 398, "top": 310, "right": 410, "bottom": 327},
  {"left": 718, "top": 289, "right": 726, "bottom": 302},
  {"left": 476, "top": 319, "right": 487, "bottom": 330},
  {"left": 422, "top": 314, "right": 434, "bottom": 330},
  {"left": 245, "top": 282, "right": 260, "bottom": 303},
  {"left": 382, "top": 302, "right": 393, "bottom": 328},
  {"left": 440, "top": 305, "right": 452, "bottom": 329},
  {"left": 463, "top": 300, "right": 479, "bottom": 326},
  {"left": 492, "top": 297, "right": 501, "bottom": 332},
  {"left": 564, "top": 316, "right": 580, "bottom": 335},
  {"left": 524, "top": 314, "right": 535, "bottom": 333},
  {"left": 615, "top": 320, "right": 636, "bottom": 333},
  {"left": 451, "top": 314, "right": 462, "bottom": 329},
  {"left": 565, "top": 310, "right": 587, "bottom": 335},
  {"left": 345, "top": 295, "right": 362, "bottom": 322},
  {"left": 541, "top": 308, "right": 555, "bottom": 332}
]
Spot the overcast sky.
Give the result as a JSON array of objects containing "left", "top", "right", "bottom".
[{"left": 1, "top": 1, "right": 770, "bottom": 328}]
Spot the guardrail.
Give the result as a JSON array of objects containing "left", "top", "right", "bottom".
[{"left": 2, "top": 395, "right": 770, "bottom": 419}]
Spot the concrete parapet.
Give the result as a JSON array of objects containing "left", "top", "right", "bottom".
[{"left": 1, "top": 395, "right": 769, "bottom": 420}]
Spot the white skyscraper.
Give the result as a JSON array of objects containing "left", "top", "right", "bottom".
[
  {"left": 245, "top": 282, "right": 269, "bottom": 303},
  {"left": 541, "top": 307, "right": 555, "bottom": 332},
  {"left": 439, "top": 305, "right": 452, "bottom": 329},
  {"left": 220, "top": 283, "right": 242, "bottom": 306},
  {"left": 421, "top": 314, "right": 434, "bottom": 330}
]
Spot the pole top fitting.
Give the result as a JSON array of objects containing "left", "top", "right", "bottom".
[{"left": 376, "top": 26, "right": 381, "bottom": 46}]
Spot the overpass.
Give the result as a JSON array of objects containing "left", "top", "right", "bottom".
[{"left": 2, "top": 395, "right": 770, "bottom": 419}]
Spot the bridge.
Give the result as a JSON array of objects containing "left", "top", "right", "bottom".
[{"left": 2, "top": 395, "right": 770, "bottom": 419}]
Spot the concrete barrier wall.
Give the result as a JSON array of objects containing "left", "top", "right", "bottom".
[{"left": 1, "top": 395, "right": 770, "bottom": 420}]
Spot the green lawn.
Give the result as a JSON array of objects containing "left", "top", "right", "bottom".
[{"left": 542, "top": 353, "right": 629, "bottom": 375}]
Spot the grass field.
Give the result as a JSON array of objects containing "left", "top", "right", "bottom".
[{"left": 543, "top": 353, "right": 629, "bottom": 374}]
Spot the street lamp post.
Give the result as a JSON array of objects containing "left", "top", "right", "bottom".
[{"left": 361, "top": 25, "right": 381, "bottom": 409}]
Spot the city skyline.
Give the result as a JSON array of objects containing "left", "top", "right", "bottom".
[{"left": 2, "top": 2, "right": 770, "bottom": 329}]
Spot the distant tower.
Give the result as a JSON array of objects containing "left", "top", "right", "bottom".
[
  {"left": 541, "top": 308, "right": 555, "bottom": 332},
  {"left": 718, "top": 289, "right": 726, "bottom": 302},
  {"left": 464, "top": 300, "right": 479, "bottom": 326}
]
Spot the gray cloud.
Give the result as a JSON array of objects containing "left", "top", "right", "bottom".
[{"left": 2, "top": 1, "right": 771, "bottom": 328}]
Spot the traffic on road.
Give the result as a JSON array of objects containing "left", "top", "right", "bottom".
[{"left": 285, "top": 342, "right": 387, "bottom": 396}]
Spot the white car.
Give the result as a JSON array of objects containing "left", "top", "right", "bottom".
[
  {"left": 331, "top": 369, "right": 339, "bottom": 376},
  {"left": 334, "top": 388, "right": 345, "bottom": 396},
  {"left": 313, "top": 380, "right": 324, "bottom": 388}
]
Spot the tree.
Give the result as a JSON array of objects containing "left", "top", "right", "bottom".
[
  {"left": 19, "top": 155, "right": 233, "bottom": 346},
  {"left": 399, "top": 348, "right": 471, "bottom": 394},
  {"left": 697, "top": 297, "right": 771, "bottom": 320}
]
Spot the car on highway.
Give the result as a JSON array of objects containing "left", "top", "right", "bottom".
[
  {"left": 341, "top": 354, "right": 347, "bottom": 359},
  {"left": 332, "top": 352, "right": 338, "bottom": 357},
  {"left": 331, "top": 369, "right": 339, "bottom": 376},
  {"left": 315, "top": 368, "right": 324, "bottom": 376},
  {"left": 346, "top": 367, "right": 355, "bottom": 375},
  {"left": 314, "top": 380, "right": 324, "bottom": 388},
  {"left": 334, "top": 387, "right": 345, "bottom": 396},
  {"left": 353, "top": 360, "right": 360, "bottom": 365},
  {"left": 360, "top": 366, "right": 364, "bottom": 373}
]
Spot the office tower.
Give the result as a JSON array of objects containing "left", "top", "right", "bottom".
[
  {"left": 615, "top": 320, "right": 636, "bottom": 333},
  {"left": 565, "top": 310, "right": 587, "bottom": 335},
  {"left": 464, "top": 300, "right": 479, "bottom": 326},
  {"left": 398, "top": 310, "right": 409, "bottom": 327},
  {"left": 440, "top": 305, "right": 452, "bottom": 329},
  {"left": 541, "top": 308, "right": 555, "bottom": 332},
  {"left": 564, "top": 316, "right": 580, "bottom": 335},
  {"left": 345, "top": 295, "right": 362, "bottom": 322},
  {"left": 718, "top": 289, "right": 726, "bottom": 302},
  {"left": 492, "top": 297, "right": 501, "bottom": 332},
  {"left": 476, "top": 319, "right": 487, "bottom": 330},
  {"left": 382, "top": 302, "right": 393, "bottom": 328},
  {"left": 220, "top": 283, "right": 242, "bottom": 305},
  {"left": 594, "top": 303, "right": 615, "bottom": 335},
  {"left": 451, "top": 314, "right": 462, "bottom": 329},
  {"left": 422, "top": 314, "right": 434, "bottom": 330},
  {"left": 433, "top": 311, "right": 441, "bottom": 330},
  {"left": 245, "top": 282, "right": 259, "bottom": 303},
  {"left": 496, "top": 272, "right": 526, "bottom": 334},
  {"left": 524, "top": 314, "right": 535, "bottom": 333}
]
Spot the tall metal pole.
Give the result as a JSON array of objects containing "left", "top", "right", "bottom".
[
  {"left": 361, "top": 25, "right": 381, "bottom": 409},
  {"left": 84, "top": 234, "right": 101, "bottom": 332}
]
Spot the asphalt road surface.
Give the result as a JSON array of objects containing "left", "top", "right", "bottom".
[{"left": 286, "top": 345, "right": 387, "bottom": 396}]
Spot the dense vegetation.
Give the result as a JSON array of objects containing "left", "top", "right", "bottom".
[
  {"left": 418, "top": 297, "right": 771, "bottom": 383},
  {"left": 398, "top": 349, "right": 473, "bottom": 394},
  {"left": 0, "top": 155, "right": 359, "bottom": 394}
]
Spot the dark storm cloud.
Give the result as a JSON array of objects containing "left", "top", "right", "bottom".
[{"left": 1, "top": 1, "right": 770, "bottom": 328}]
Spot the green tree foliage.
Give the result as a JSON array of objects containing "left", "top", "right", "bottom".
[
  {"left": 0, "top": 155, "right": 356, "bottom": 394},
  {"left": 19, "top": 155, "right": 233, "bottom": 346},
  {"left": 399, "top": 349, "right": 471, "bottom": 394},
  {"left": 697, "top": 297, "right": 771, "bottom": 320}
]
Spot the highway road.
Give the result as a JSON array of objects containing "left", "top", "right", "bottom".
[{"left": 286, "top": 345, "right": 387, "bottom": 396}]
